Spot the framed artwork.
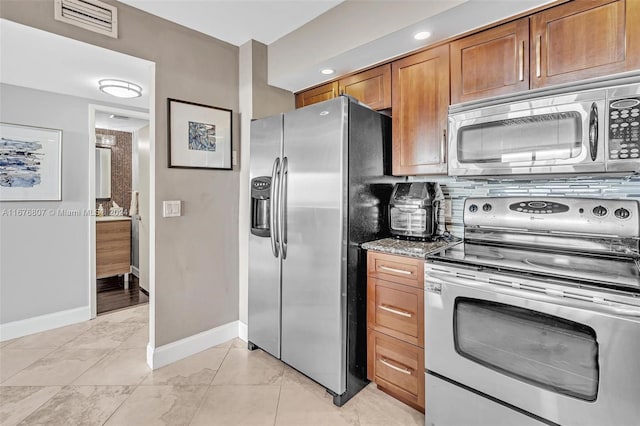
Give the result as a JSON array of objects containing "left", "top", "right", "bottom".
[
  {"left": 168, "top": 98, "right": 232, "bottom": 170},
  {"left": 0, "top": 122, "right": 62, "bottom": 201}
]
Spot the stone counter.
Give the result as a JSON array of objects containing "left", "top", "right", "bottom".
[{"left": 361, "top": 236, "right": 461, "bottom": 259}]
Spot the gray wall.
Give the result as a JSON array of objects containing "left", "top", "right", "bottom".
[
  {"left": 0, "top": 84, "right": 92, "bottom": 323},
  {"left": 238, "top": 40, "right": 294, "bottom": 324},
  {"left": 1, "top": 0, "right": 240, "bottom": 347}
]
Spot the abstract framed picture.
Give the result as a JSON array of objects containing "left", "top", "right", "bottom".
[
  {"left": 168, "top": 98, "right": 232, "bottom": 170},
  {"left": 0, "top": 123, "right": 62, "bottom": 201}
]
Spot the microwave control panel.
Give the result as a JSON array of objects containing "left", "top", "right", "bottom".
[{"left": 608, "top": 97, "right": 640, "bottom": 160}]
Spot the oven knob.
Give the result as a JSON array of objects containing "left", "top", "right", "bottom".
[
  {"left": 615, "top": 208, "right": 631, "bottom": 219},
  {"left": 592, "top": 206, "right": 608, "bottom": 217},
  {"left": 469, "top": 204, "right": 478, "bottom": 213},
  {"left": 482, "top": 203, "right": 492, "bottom": 212}
]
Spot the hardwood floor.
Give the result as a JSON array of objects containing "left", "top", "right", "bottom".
[{"left": 97, "top": 275, "right": 148, "bottom": 315}]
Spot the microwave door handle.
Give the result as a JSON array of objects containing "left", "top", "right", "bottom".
[
  {"left": 426, "top": 271, "right": 640, "bottom": 318},
  {"left": 589, "top": 102, "right": 598, "bottom": 162}
]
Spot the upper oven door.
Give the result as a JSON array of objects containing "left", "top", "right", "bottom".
[
  {"left": 425, "top": 264, "right": 640, "bottom": 426},
  {"left": 448, "top": 90, "right": 606, "bottom": 177}
]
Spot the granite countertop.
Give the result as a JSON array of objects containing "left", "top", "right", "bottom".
[{"left": 361, "top": 236, "right": 462, "bottom": 259}]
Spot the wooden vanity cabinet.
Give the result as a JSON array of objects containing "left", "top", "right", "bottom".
[
  {"left": 96, "top": 219, "right": 131, "bottom": 279},
  {"left": 530, "top": 0, "right": 640, "bottom": 89},
  {"left": 450, "top": 18, "right": 530, "bottom": 104},
  {"left": 367, "top": 251, "right": 425, "bottom": 412},
  {"left": 391, "top": 45, "right": 449, "bottom": 176}
]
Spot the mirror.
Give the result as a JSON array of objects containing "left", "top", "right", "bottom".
[{"left": 96, "top": 147, "right": 112, "bottom": 199}]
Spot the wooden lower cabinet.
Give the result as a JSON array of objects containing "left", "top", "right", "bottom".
[
  {"left": 367, "top": 251, "right": 425, "bottom": 412},
  {"left": 368, "top": 329, "right": 425, "bottom": 412},
  {"left": 96, "top": 219, "right": 131, "bottom": 279}
]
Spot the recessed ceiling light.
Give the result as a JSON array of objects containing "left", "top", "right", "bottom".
[
  {"left": 321, "top": 68, "right": 335, "bottom": 75},
  {"left": 99, "top": 79, "right": 142, "bottom": 98},
  {"left": 414, "top": 31, "right": 431, "bottom": 40}
]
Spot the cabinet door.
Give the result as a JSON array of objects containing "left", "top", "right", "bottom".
[
  {"left": 367, "top": 330, "right": 425, "bottom": 412},
  {"left": 531, "top": 0, "right": 640, "bottom": 89},
  {"left": 392, "top": 45, "right": 449, "bottom": 176},
  {"left": 295, "top": 81, "right": 338, "bottom": 108},
  {"left": 339, "top": 64, "right": 391, "bottom": 110},
  {"left": 450, "top": 18, "right": 529, "bottom": 104}
]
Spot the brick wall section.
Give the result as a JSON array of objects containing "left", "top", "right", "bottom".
[{"left": 96, "top": 128, "right": 132, "bottom": 214}]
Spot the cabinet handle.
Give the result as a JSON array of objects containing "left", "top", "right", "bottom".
[
  {"left": 380, "top": 358, "right": 412, "bottom": 375},
  {"left": 379, "top": 265, "right": 412, "bottom": 275},
  {"left": 518, "top": 40, "right": 524, "bottom": 81},
  {"left": 536, "top": 34, "right": 541, "bottom": 78},
  {"left": 379, "top": 304, "right": 413, "bottom": 318}
]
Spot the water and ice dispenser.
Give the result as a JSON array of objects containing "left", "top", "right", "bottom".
[{"left": 251, "top": 177, "right": 271, "bottom": 237}]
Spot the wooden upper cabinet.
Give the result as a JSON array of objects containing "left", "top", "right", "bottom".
[
  {"left": 531, "top": 0, "right": 640, "bottom": 89},
  {"left": 339, "top": 64, "right": 391, "bottom": 110},
  {"left": 450, "top": 18, "right": 529, "bottom": 104},
  {"left": 392, "top": 45, "right": 450, "bottom": 176},
  {"left": 295, "top": 81, "right": 338, "bottom": 108}
]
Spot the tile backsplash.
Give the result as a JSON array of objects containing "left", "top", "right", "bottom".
[{"left": 411, "top": 175, "right": 640, "bottom": 237}]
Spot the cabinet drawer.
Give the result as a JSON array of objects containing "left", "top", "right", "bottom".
[
  {"left": 368, "top": 278, "right": 424, "bottom": 347},
  {"left": 367, "top": 251, "right": 424, "bottom": 288},
  {"left": 367, "top": 330, "right": 425, "bottom": 411}
]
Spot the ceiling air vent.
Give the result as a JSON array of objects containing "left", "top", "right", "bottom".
[{"left": 54, "top": 0, "right": 118, "bottom": 39}]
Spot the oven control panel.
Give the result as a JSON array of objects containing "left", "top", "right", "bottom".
[
  {"left": 464, "top": 197, "right": 640, "bottom": 238},
  {"left": 608, "top": 97, "right": 640, "bottom": 160},
  {"left": 508, "top": 201, "right": 569, "bottom": 215}
]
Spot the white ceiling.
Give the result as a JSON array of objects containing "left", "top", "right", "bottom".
[
  {"left": 0, "top": 19, "right": 152, "bottom": 110},
  {"left": 119, "top": 0, "right": 344, "bottom": 46},
  {"left": 116, "top": 0, "right": 555, "bottom": 92}
]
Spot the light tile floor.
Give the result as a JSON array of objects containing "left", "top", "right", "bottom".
[{"left": 0, "top": 304, "right": 424, "bottom": 425}]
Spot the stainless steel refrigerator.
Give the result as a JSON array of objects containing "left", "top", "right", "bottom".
[{"left": 248, "top": 96, "right": 396, "bottom": 406}]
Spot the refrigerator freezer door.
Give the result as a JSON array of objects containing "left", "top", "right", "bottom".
[
  {"left": 281, "top": 98, "right": 348, "bottom": 394},
  {"left": 249, "top": 114, "right": 283, "bottom": 358}
]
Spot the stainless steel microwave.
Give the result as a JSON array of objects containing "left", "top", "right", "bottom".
[{"left": 448, "top": 81, "right": 640, "bottom": 177}]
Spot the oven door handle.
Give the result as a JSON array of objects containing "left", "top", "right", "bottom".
[{"left": 426, "top": 272, "right": 640, "bottom": 318}]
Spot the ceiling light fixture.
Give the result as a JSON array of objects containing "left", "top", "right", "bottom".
[
  {"left": 414, "top": 31, "right": 431, "bottom": 40},
  {"left": 321, "top": 68, "right": 335, "bottom": 75},
  {"left": 98, "top": 79, "right": 142, "bottom": 98}
]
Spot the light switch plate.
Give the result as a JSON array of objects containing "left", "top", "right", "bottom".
[
  {"left": 232, "top": 150, "right": 238, "bottom": 166},
  {"left": 163, "top": 200, "right": 181, "bottom": 218}
]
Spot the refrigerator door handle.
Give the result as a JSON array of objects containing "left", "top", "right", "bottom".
[
  {"left": 279, "top": 156, "right": 289, "bottom": 260},
  {"left": 270, "top": 157, "right": 281, "bottom": 258}
]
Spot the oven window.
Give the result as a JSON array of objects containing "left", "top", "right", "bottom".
[
  {"left": 454, "top": 298, "right": 599, "bottom": 401},
  {"left": 457, "top": 112, "right": 583, "bottom": 164}
]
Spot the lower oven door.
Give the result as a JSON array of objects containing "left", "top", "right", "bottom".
[{"left": 425, "top": 264, "right": 640, "bottom": 426}]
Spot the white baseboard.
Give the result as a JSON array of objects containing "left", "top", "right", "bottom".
[
  {"left": 0, "top": 306, "right": 91, "bottom": 341},
  {"left": 131, "top": 266, "right": 140, "bottom": 278},
  {"left": 148, "top": 320, "right": 240, "bottom": 369},
  {"left": 238, "top": 321, "right": 247, "bottom": 342}
]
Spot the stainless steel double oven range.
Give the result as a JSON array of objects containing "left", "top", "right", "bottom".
[{"left": 424, "top": 197, "right": 640, "bottom": 426}]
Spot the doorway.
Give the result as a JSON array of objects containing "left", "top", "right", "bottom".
[{"left": 90, "top": 105, "right": 150, "bottom": 316}]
